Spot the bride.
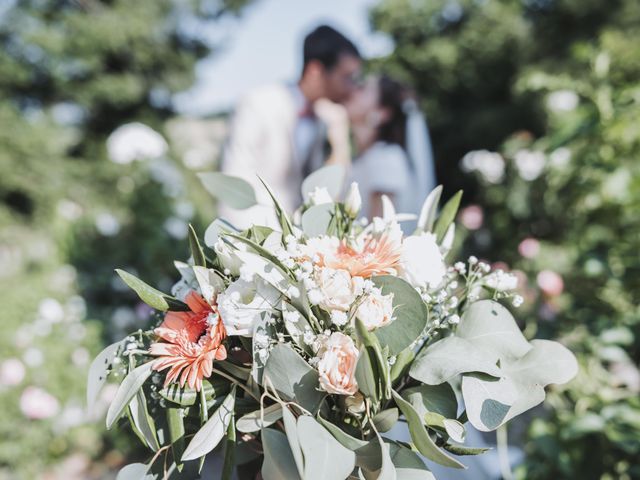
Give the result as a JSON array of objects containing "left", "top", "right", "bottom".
[{"left": 337, "top": 75, "right": 436, "bottom": 227}]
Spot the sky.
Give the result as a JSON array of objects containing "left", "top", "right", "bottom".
[{"left": 174, "top": 0, "right": 391, "bottom": 116}]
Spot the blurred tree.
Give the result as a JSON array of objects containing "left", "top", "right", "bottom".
[
  {"left": 369, "top": 0, "right": 630, "bottom": 198},
  {"left": 0, "top": 0, "right": 250, "bottom": 476},
  {"left": 372, "top": 0, "right": 640, "bottom": 478}
]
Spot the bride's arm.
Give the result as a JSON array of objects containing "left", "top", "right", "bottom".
[{"left": 314, "top": 99, "right": 351, "bottom": 167}]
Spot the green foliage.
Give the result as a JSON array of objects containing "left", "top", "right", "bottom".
[
  {"left": 0, "top": 0, "right": 250, "bottom": 476},
  {"left": 373, "top": 0, "right": 640, "bottom": 477}
]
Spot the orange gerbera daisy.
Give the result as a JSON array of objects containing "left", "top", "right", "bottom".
[
  {"left": 149, "top": 291, "right": 227, "bottom": 391},
  {"left": 323, "top": 234, "right": 402, "bottom": 278}
]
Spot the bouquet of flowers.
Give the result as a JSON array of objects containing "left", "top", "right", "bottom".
[{"left": 88, "top": 165, "right": 577, "bottom": 479}]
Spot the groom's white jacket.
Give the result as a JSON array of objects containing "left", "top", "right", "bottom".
[{"left": 220, "top": 83, "right": 327, "bottom": 230}]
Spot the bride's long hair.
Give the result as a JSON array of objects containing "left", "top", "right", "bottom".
[
  {"left": 376, "top": 75, "right": 437, "bottom": 213},
  {"left": 377, "top": 75, "right": 408, "bottom": 150}
]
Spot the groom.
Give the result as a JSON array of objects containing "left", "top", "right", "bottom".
[{"left": 220, "top": 25, "right": 361, "bottom": 229}]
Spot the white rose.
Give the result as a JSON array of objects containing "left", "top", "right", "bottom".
[
  {"left": 400, "top": 233, "right": 446, "bottom": 289},
  {"left": 355, "top": 290, "right": 394, "bottom": 330},
  {"left": 217, "top": 279, "right": 278, "bottom": 337},
  {"left": 314, "top": 267, "right": 360, "bottom": 312},
  {"left": 344, "top": 182, "right": 362, "bottom": 218},
  {"left": 316, "top": 332, "right": 359, "bottom": 396}
]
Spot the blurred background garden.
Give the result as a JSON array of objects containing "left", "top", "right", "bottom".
[{"left": 0, "top": 0, "right": 638, "bottom": 479}]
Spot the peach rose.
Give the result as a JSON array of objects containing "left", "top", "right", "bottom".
[
  {"left": 314, "top": 267, "right": 360, "bottom": 312},
  {"left": 316, "top": 332, "right": 359, "bottom": 396},
  {"left": 355, "top": 290, "right": 394, "bottom": 330}
]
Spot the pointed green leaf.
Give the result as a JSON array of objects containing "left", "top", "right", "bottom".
[
  {"left": 297, "top": 415, "right": 356, "bottom": 480},
  {"left": 129, "top": 388, "right": 160, "bottom": 451},
  {"left": 373, "top": 408, "right": 399, "bottom": 433},
  {"left": 106, "top": 362, "right": 153, "bottom": 429},
  {"left": 237, "top": 403, "right": 283, "bottom": 433},
  {"left": 115, "top": 269, "right": 187, "bottom": 311},
  {"left": 433, "top": 190, "right": 462, "bottom": 242},
  {"left": 188, "top": 224, "right": 206, "bottom": 267},
  {"left": 261, "top": 428, "right": 302, "bottom": 480},
  {"left": 392, "top": 390, "right": 465, "bottom": 469},
  {"left": 87, "top": 340, "right": 122, "bottom": 413},
  {"left": 221, "top": 414, "right": 236, "bottom": 480},
  {"left": 182, "top": 387, "right": 236, "bottom": 461},
  {"left": 417, "top": 185, "right": 443, "bottom": 233},
  {"left": 263, "top": 344, "right": 325, "bottom": 413}
]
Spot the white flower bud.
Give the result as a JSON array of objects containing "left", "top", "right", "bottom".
[{"left": 344, "top": 182, "right": 362, "bottom": 218}]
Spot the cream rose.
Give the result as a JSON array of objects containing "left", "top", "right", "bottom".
[
  {"left": 400, "top": 232, "right": 446, "bottom": 290},
  {"left": 316, "top": 332, "right": 359, "bottom": 396},
  {"left": 217, "top": 279, "right": 279, "bottom": 337},
  {"left": 355, "top": 290, "right": 395, "bottom": 330},
  {"left": 314, "top": 267, "right": 360, "bottom": 311}
]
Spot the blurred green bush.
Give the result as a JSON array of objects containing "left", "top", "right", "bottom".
[
  {"left": 372, "top": 0, "right": 640, "bottom": 478},
  {"left": 0, "top": 0, "right": 247, "bottom": 477}
]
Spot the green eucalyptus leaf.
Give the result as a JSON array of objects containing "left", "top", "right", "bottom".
[
  {"left": 372, "top": 276, "right": 429, "bottom": 355},
  {"left": 462, "top": 339, "right": 578, "bottom": 432},
  {"left": 221, "top": 414, "right": 236, "bottom": 480},
  {"left": 297, "top": 415, "right": 356, "bottom": 480},
  {"left": 410, "top": 336, "right": 502, "bottom": 385},
  {"left": 261, "top": 428, "right": 302, "bottom": 480},
  {"left": 301, "top": 164, "right": 346, "bottom": 202},
  {"left": 106, "top": 362, "right": 153, "bottom": 429},
  {"left": 167, "top": 407, "right": 185, "bottom": 469},
  {"left": 181, "top": 387, "right": 236, "bottom": 461},
  {"left": 455, "top": 300, "right": 531, "bottom": 363},
  {"left": 392, "top": 390, "right": 465, "bottom": 469},
  {"left": 301, "top": 203, "right": 334, "bottom": 237},
  {"left": 115, "top": 269, "right": 187, "bottom": 311},
  {"left": 87, "top": 340, "right": 122, "bottom": 413},
  {"left": 263, "top": 344, "right": 325, "bottom": 413},
  {"left": 198, "top": 172, "right": 258, "bottom": 209},
  {"left": 402, "top": 384, "right": 458, "bottom": 420},
  {"left": 373, "top": 408, "right": 399, "bottom": 433},
  {"left": 433, "top": 190, "right": 462, "bottom": 242},
  {"left": 355, "top": 347, "right": 379, "bottom": 403},
  {"left": 159, "top": 379, "right": 227, "bottom": 407},
  {"left": 443, "top": 444, "right": 490, "bottom": 456},
  {"left": 390, "top": 348, "right": 415, "bottom": 384},
  {"left": 316, "top": 414, "right": 368, "bottom": 450},
  {"left": 188, "top": 224, "right": 206, "bottom": 267},
  {"left": 282, "top": 406, "right": 305, "bottom": 478},
  {"left": 258, "top": 176, "right": 293, "bottom": 236},
  {"left": 417, "top": 185, "right": 443, "bottom": 233},
  {"left": 129, "top": 388, "right": 160, "bottom": 451},
  {"left": 116, "top": 463, "right": 156, "bottom": 480},
  {"left": 236, "top": 403, "right": 283, "bottom": 433}
]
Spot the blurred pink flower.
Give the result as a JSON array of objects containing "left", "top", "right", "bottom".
[
  {"left": 20, "top": 386, "right": 60, "bottom": 419},
  {"left": 518, "top": 238, "right": 540, "bottom": 258},
  {"left": 537, "top": 270, "right": 564, "bottom": 297},
  {"left": 0, "top": 358, "right": 26, "bottom": 386},
  {"left": 459, "top": 205, "right": 484, "bottom": 230}
]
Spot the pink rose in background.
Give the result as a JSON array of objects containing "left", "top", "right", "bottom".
[
  {"left": 0, "top": 358, "right": 26, "bottom": 386},
  {"left": 537, "top": 270, "right": 564, "bottom": 297},
  {"left": 20, "top": 386, "right": 60, "bottom": 419},
  {"left": 459, "top": 205, "right": 484, "bottom": 230},
  {"left": 519, "top": 238, "right": 540, "bottom": 258},
  {"left": 317, "top": 332, "right": 359, "bottom": 396}
]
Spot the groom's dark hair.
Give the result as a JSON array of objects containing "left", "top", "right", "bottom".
[{"left": 303, "top": 25, "right": 360, "bottom": 72}]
